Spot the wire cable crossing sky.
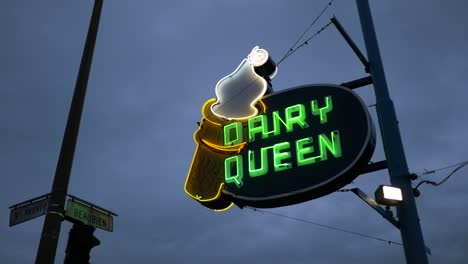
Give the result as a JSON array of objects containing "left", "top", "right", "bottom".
[
  {"left": 3, "top": 0, "right": 468, "bottom": 263},
  {"left": 246, "top": 207, "right": 403, "bottom": 246}
]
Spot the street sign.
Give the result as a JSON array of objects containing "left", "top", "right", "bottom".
[
  {"left": 65, "top": 199, "right": 113, "bottom": 232},
  {"left": 10, "top": 196, "right": 49, "bottom": 227}
]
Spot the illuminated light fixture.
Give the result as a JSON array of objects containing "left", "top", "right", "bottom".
[
  {"left": 211, "top": 46, "right": 277, "bottom": 120},
  {"left": 375, "top": 185, "right": 403, "bottom": 206}
]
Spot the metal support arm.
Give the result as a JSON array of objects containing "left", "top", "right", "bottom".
[
  {"left": 331, "top": 17, "right": 370, "bottom": 72},
  {"left": 350, "top": 188, "right": 400, "bottom": 229}
]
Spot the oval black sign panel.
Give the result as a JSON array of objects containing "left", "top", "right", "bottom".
[{"left": 222, "top": 84, "right": 376, "bottom": 208}]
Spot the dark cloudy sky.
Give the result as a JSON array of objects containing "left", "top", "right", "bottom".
[{"left": 2, "top": 0, "right": 468, "bottom": 263}]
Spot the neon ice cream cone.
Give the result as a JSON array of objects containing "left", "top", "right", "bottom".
[{"left": 185, "top": 46, "right": 276, "bottom": 211}]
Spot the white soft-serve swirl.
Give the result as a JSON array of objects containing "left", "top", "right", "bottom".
[{"left": 211, "top": 46, "right": 276, "bottom": 120}]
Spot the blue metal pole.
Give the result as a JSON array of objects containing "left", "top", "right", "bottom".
[{"left": 355, "top": 0, "right": 429, "bottom": 263}]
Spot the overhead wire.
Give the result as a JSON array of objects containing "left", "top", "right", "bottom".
[
  {"left": 417, "top": 159, "right": 468, "bottom": 176},
  {"left": 210, "top": 1, "right": 335, "bottom": 116},
  {"left": 414, "top": 160, "right": 468, "bottom": 190},
  {"left": 278, "top": 0, "right": 336, "bottom": 65},
  {"left": 245, "top": 206, "right": 403, "bottom": 247},
  {"left": 277, "top": 21, "right": 334, "bottom": 65}
]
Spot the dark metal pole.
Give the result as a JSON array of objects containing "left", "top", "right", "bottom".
[
  {"left": 355, "top": 0, "right": 429, "bottom": 263},
  {"left": 35, "top": 0, "right": 103, "bottom": 262},
  {"left": 340, "top": 76, "right": 373, "bottom": 90},
  {"left": 331, "top": 17, "right": 370, "bottom": 72}
]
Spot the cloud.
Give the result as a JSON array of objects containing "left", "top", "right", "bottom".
[{"left": 2, "top": 0, "right": 468, "bottom": 263}]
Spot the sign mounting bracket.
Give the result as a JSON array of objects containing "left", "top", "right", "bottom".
[
  {"left": 67, "top": 194, "right": 118, "bottom": 216},
  {"left": 350, "top": 188, "right": 400, "bottom": 229}
]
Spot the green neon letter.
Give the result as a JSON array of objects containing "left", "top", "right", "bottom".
[
  {"left": 272, "top": 104, "right": 308, "bottom": 136},
  {"left": 311, "top": 96, "right": 333, "bottom": 124},
  {"left": 296, "top": 137, "right": 321, "bottom": 166},
  {"left": 272, "top": 111, "right": 286, "bottom": 137},
  {"left": 285, "top": 104, "right": 307, "bottom": 132},
  {"left": 224, "top": 122, "right": 243, "bottom": 146},
  {"left": 225, "top": 155, "right": 244, "bottom": 187},
  {"left": 248, "top": 115, "right": 268, "bottom": 142},
  {"left": 273, "top": 142, "right": 292, "bottom": 172},
  {"left": 248, "top": 148, "right": 269, "bottom": 177},
  {"left": 318, "top": 130, "right": 342, "bottom": 160}
]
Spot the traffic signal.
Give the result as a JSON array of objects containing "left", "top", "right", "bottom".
[{"left": 64, "top": 222, "right": 100, "bottom": 264}]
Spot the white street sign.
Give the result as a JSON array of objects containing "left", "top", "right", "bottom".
[{"left": 9, "top": 197, "right": 49, "bottom": 227}]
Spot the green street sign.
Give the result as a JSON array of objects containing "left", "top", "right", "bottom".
[{"left": 66, "top": 199, "right": 113, "bottom": 232}]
